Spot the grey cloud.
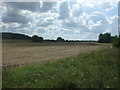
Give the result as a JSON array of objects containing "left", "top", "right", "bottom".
[
  {"left": 37, "top": 28, "right": 47, "bottom": 33},
  {"left": 61, "top": 29, "right": 76, "bottom": 34},
  {"left": 110, "top": 16, "right": 118, "bottom": 35},
  {"left": 71, "top": 5, "right": 82, "bottom": 17},
  {"left": 39, "top": 2, "right": 56, "bottom": 12},
  {"left": 5, "top": 2, "right": 56, "bottom": 12},
  {"left": 62, "top": 19, "right": 78, "bottom": 28},
  {"left": 2, "top": 2, "right": 56, "bottom": 25},
  {"left": 2, "top": 9, "right": 30, "bottom": 24},
  {"left": 90, "top": 12, "right": 106, "bottom": 23},
  {"left": 62, "top": 18, "right": 87, "bottom": 31},
  {"left": 36, "top": 19, "right": 54, "bottom": 27},
  {"left": 62, "top": 11, "right": 111, "bottom": 34},
  {"left": 59, "top": 2, "right": 70, "bottom": 19},
  {"left": 1, "top": 1, "right": 118, "bottom": 40},
  {"left": 102, "top": 2, "right": 113, "bottom": 10},
  {"left": 89, "top": 12, "right": 110, "bottom": 34},
  {"left": 5, "top": 2, "right": 40, "bottom": 12}
]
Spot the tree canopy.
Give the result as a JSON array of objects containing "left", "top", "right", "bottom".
[
  {"left": 32, "top": 35, "right": 43, "bottom": 42},
  {"left": 98, "top": 33, "right": 112, "bottom": 43},
  {"left": 56, "top": 37, "right": 65, "bottom": 42}
]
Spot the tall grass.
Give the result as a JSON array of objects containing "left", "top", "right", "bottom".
[{"left": 3, "top": 48, "right": 119, "bottom": 88}]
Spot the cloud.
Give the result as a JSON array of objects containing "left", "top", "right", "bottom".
[
  {"left": 4, "top": 2, "right": 41, "bottom": 12},
  {"left": 59, "top": 2, "right": 71, "bottom": 19},
  {"left": 36, "top": 19, "right": 54, "bottom": 27},
  {"left": 71, "top": 4, "right": 82, "bottom": 17},
  {"left": 2, "top": 9, "right": 30, "bottom": 24},
  {"left": 62, "top": 12, "right": 89, "bottom": 30},
  {"left": 109, "top": 15, "right": 118, "bottom": 35},
  {"left": 87, "top": 12, "right": 110, "bottom": 33},
  {"left": 2, "top": 2, "right": 56, "bottom": 23},
  {"left": 0, "top": 1, "right": 118, "bottom": 40},
  {"left": 62, "top": 18, "right": 78, "bottom": 28},
  {"left": 39, "top": 2, "right": 56, "bottom": 12},
  {"left": 4, "top": 2, "right": 56, "bottom": 12},
  {"left": 35, "top": 27, "right": 47, "bottom": 35},
  {"left": 89, "top": 12, "right": 107, "bottom": 23}
]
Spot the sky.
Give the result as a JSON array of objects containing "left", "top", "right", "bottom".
[{"left": 0, "top": 0, "right": 119, "bottom": 40}]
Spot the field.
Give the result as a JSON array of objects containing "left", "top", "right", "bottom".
[
  {"left": 2, "top": 41, "right": 109, "bottom": 68},
  {"left": 2, "top": 41, "right": 119, "bottom": 88}
]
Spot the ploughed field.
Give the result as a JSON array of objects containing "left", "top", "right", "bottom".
[{"left": 2, "top": 41, "right": 110, "bottom": 68}]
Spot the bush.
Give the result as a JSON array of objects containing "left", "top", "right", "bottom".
[{"left": 112, "top": 37, "right": 120, "bottom": 47}]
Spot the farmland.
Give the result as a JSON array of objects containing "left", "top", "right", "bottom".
[
  {"left": 2, "top": 41, "right": 119, "bottom": 88},
  {"left": 2, "top": 41, "right": 109, "bottom": 68}
]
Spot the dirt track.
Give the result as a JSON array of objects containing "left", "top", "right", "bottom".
[{"left": 2, "top": 42, "right": 110, "bottom": 68}]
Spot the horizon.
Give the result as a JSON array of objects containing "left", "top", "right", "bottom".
[
  {"left": 1, "top": 32, "right": 100, "bottom": 41},
  {"left": 0, "top": 1, "right": 119, "bottom": 40},
  {"left": 1, "top": 31, "right": 118, "bottom": 41}
]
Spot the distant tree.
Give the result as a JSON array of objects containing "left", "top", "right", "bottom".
[
  {"left": 32, "top": 35, "right": 38, "bottom": 42},
  {"left": 56, "top": 37, "right": 64, "bottom": 42},
  {"left": 1, "top": 32, "right": 31, "bottom": 40},
  {"left": 98, "top": 33, "right": 120, "bottom": 47},
  {"left": 98, "top": 33, "right": 112, "bottom": 43},
  {"left": 38, "top": 37, "right": 43, "bottom": 42},
  {"left": 32, "top": 35, "right": 43, "bottom": 42},
  {"left": 66, "top": 40, "right": 68, "bottom": 42}
]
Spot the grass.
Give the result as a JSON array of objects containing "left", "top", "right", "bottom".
[{"left": 2, "top": 48, "right": 119, "bottom": 88}]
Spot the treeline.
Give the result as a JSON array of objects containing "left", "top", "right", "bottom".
[
  {"left": 0, "top": 32, "right": 97, "bottom": 42},
  {"left": 98, "top": 33, "right": 120, "bottom": 47},
  {"left": 1, "top": 32, "right": 31, "bottom": 40},
  {"left": 0, "top": 32, "right": 60, "bottom": 42},
  {"left": 1, "top": 32, "right": 120, "bottom": 47}
]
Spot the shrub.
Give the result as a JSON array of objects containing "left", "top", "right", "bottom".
[{"left": 112, "top": 38, "right": 120, "bottom": 47}]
